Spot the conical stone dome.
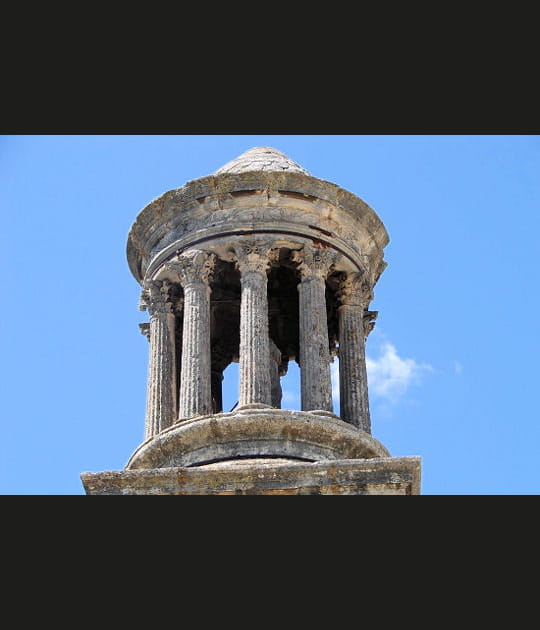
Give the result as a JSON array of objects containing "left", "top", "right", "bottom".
[{"left": 214, "top": 146, "right": 310, "bottom": 176}]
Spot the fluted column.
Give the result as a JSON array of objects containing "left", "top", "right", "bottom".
[
  {"left": 141, "top": 280, "right": 177, "bottom": 440},
  {"left": 337, "top": 272, "right": 373, "bottom": 433},
  {"left": 168, "top": 250, "right": 216, "bottom": 420},
  {"left": 234, "top": 240, "right": 273, "bottom": 408},
  {"left": 295, "top": 245, "right": 336, "bottom": 412}
]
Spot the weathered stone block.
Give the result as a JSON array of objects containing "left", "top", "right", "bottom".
[{"left": 81, "top": 456, "right": 421, "bottom": 495}]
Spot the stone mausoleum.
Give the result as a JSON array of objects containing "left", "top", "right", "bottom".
[{"left": 81, "top": 147, "right": 421, "bottom": 494}]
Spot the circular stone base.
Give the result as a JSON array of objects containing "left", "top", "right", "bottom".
[{"left": 125, "top": 409, "right": 390, "bottom": 470}]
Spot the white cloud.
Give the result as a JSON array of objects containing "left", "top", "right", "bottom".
[
  {"left": 367, "top": 342, "right": 432, "bottom": 402},
  {"left": 331, "top": 341, "right": 432, "bottom": 407},
  {"left": 453, "top": 360, "right": 463, "bottom": 375}
]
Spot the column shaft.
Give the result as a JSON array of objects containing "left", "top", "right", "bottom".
[
  {"left": 338, "top": 304, "right": 371, "bottom": 433},
  {"left": 238, "top": 270, "right": 272, "bottom": 407},
  {"left": 144, "top": 287, "right": 177, "bottom": 440},
  {"left": 298, "top": 275, "right": 333, "bottom": 411},
  {"left": 178, "top": 281, "right": 212, "bottom": 419}
]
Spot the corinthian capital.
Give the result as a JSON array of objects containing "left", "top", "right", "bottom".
[
  {"left": 233, "top": 238, "right": 275, "bottom": 275},
  {"left": 141, "top": 279, "right": 174, "bottom": 316},
  {"left": 291, "top": 243, "right": 339, "bottom": 280},
  {"left": 167, "top": 249, "right": 216, "bottom": 287},
  {"left": 337, "top": 271, "right": 373, "bottom": 307}
]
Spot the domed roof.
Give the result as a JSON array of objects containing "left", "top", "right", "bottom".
[{"left": 214, "top": 146, "right": 310, "bottom": 176}]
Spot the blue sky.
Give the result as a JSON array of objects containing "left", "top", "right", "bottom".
[{"left": 1, "top": 134, "right": 539, "bottom": 495}]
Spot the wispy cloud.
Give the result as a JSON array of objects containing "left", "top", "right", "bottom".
[
  {"left": 331, "top": 339, "right": 432, "bottom": 408},
  {"left": 453, "top": 360, "right": 463, "bottom": 375},
  {"left": 366, "top": 342, "right": 433, "bottom": 402}
]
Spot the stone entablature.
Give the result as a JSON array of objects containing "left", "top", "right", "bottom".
[{"left": 126, "top": 170, "right": 389, "bottom": 290}]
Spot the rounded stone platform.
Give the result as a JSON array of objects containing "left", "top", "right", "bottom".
[{"left": 125, "top": 408, "right": 390, "bottom": 470}]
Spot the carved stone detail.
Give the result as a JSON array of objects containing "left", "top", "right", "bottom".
[
  {"left": 140, "top": 279, "right": 174, "bottom": 315},
  {"left": 138, "top": 288, "right": 149, "bottom": 312},
  {"left": 233, "top": 239, "right": 275, "bottom": 275},
  {"left": 167, "top": 249, "right": 216, "bottom": 288},
  {"left": 139, "top": 322, "right": 150, "bottom": 341},
  {"left": 292, "top": 244, "right": 339, "bottom": 280},
  {"left": 363, "top": 310, "right": 378, "bottom": 339},
  {"left": 336, "top": 271, "right": 373, "bottom": 308}
]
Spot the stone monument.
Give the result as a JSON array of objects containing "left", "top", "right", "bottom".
[{"left": 81, "top": 147, "right": 421, "bottom": 494}]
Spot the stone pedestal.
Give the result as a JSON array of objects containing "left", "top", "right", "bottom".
[
  {"left": 81, "top": 408, "right": 420, "bottom": 495},
  {"left": 81, "top": 457, "right": 421, "bottom": 495}
]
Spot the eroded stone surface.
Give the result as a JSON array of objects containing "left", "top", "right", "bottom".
[
  {"left": 167, "top": 250, "right": 215, "bottom": 419},
  {"left": 81, "top": 457, "right": 421, "bottom": 495},
  {"left": 234, "top": 239, "right": 273, "bottom": 408},
  {"left": 125, "top": 409, "right": 390, "bottom": 470},
  {"left": 214, "top": 147, "right": 310, "bottom": 176},
  {"left": 140, "top": 280, "right": 176, "bottom": 438},
  {"left": 296, "top": 244, "right": 336, "bottom": 412}
]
